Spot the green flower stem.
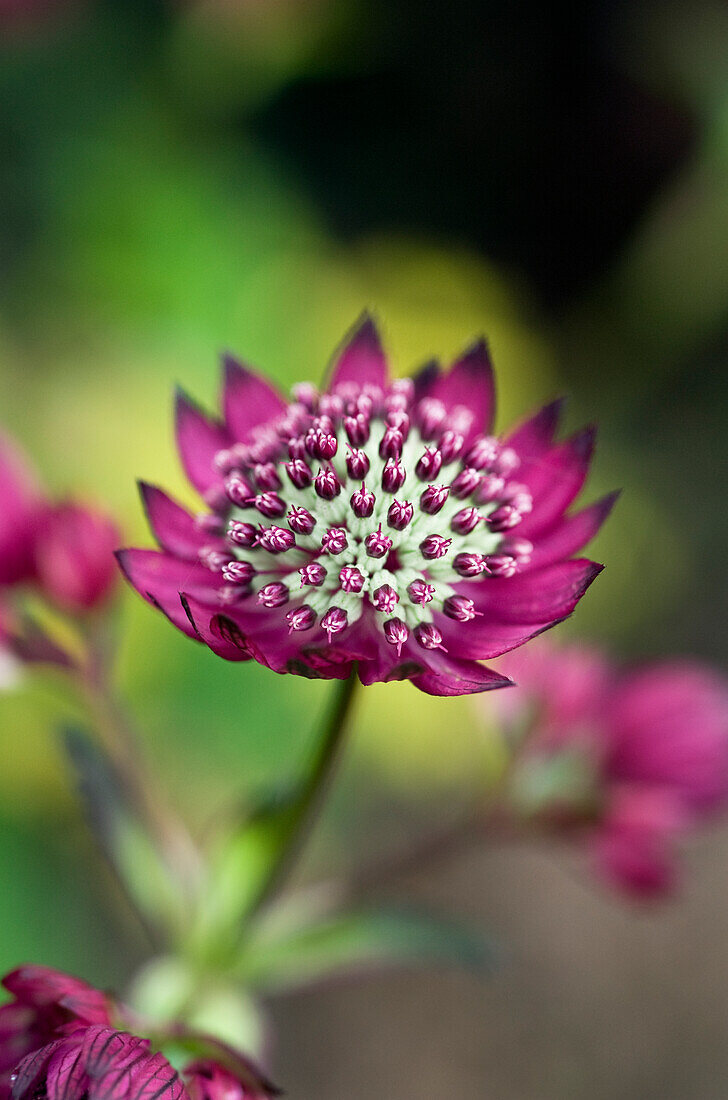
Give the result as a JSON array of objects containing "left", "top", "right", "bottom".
[{"left": 244, "top": 672, "right": 360, "bottom": 921}]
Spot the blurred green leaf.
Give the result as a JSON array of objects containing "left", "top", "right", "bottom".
[
  {"left": 63, "top": 726, "right": 187, "bottom": 941},
  {"left": 236, "top": 905, "right": 498, "bottom": 994},
  {"left": 188, "top": 786, "right": 302, "bottom": 961}
]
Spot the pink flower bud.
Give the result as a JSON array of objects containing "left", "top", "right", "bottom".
[
  {"left": 227, "top": 520, "right": 258, "bottom": 548},
  {"left": 365, "top": 525, "right": 393, "bottom": 559},
  {"left": 37, "top": 503, "right": 119, "bottom": 612},
  {"left": 286, "top": 604, "right": 317, "bottom": 632},
  {"left": 285, "top": 459, "right": 313, "bottom": 489},
  {"left": 420, "top": 534, "right": 451, "bottom": 560},
  {"left": 420, "top": 484, "right": 449, "bottom": 515},
  {"left": 340, "top": 565, "right": 365, "bottom": 593},
  {"left": 314, "top": 467, "right": 341, "bottom": 500},
  {"left": 346, "top": 447, "right": 370, "bottom": 479},
  {"left": 443, "top": 595, "right": 479, "bottom": 621},
  {"left": 321, "top": 527, "right": 348, "bottom": 554},
  {"left": 257, "top": 526, "right": 295, "bottom": 553},
  {"left": 382, "top": 459, "right": 406, "bottom": 493},
  {"left": 221, "top": 560, "right": 255, "bottom": 585},
  {"left": 408, "top": 579, "right": 435, "bottom": 606},
  {"left": 299, "top": 562, "right": 327, "bottom": 587},
  {"left": 414, "top": 623, "right": 446, "bottom": 651},
  {"left": 451, "top": 506, "right": 481, "bottom": 534},
  {"left": 450, "top": 467, "right": 482, "bottom": 499},
  {"left": 287, "top": 506, "right": 315, "bottom": 535},
  {"left": 322, "top": 605, "right": 348, "bottom": 643},
  {"left": 254, "top": 492, "right": 286, "bottom": 518},
  {"left": 371, "top": 584, "right": 399, "bottom": 613},
  {"left": 415, "top": 447, "right": 443, "bottom": 481},
  {"left": 453, "top": 552, "right": 487, "bottom": 577},
  {"left": 257, "top": 582, "right": 289, "bottom": 608},
  {"left": 351, "top": 483, "right": 375, "bottom": 518},
  {"left": 384, "top": 617, "right": 409, "bottom": 656},
  {"left": 387, "top": 499, "right": 414, "bottom": 530}
]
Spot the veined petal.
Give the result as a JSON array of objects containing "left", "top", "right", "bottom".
[
  {"left": 174, "top": 390, "right": 230, "bottom": 498},
  {"left": 326, "top": 313, "right": 388, "bottom": 391},
  {"left": 222, "top": 356, "right": 286, "bottom": 442},
  {"left": 45, "top": 1042, "right": 88, "bottom": 1100},
  {"left": 12, "top": 1041, "right": 64, "bottom": 1100}
]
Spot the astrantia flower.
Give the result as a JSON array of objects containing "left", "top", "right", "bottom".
[
  {"left": 0, "top": 431, "right": 119, "bottom": 615},
  {"left": 492, "top": 641, "right": 728, "bottom": 897},
  {"left": 118, "top": 316, "right": 609, "bottom": 695},
  {"left": 0, "top": 966, "right": 277, "bottom": 1100}
]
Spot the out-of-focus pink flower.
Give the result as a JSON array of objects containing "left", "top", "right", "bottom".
[
  {"left": 0, "top": 434, "right": 42, "bottom": 588},
  {"left": 0, "top": 966, "right": 278, "bottom": 1100},
  {"left": 118, "top": 314, "right": 609, "bottom": 695},
  {"left": 35, "top": 503, "right": 120, "bottom": 613},
  {"left": 493, "top": 640, "right": 728, "bottom": 898},
  {"left": 0, "top": 430, "right": 120, "bottom": 616}
]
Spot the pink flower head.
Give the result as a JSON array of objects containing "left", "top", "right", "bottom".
[
  {"left": 0, "top": 431, "right": 120, "bottom": 617},
  {"left": 118, "top": 315, "right": 609, "bottom": 695},
  {"left": 0, "top": 967, "right": 277, "bottom": 1100},
  {"left": 495, "top": 641, "right": 728, "bottom": 898},
  {"left": 35, "top": 504, "right": 120, "bottom": 613}
]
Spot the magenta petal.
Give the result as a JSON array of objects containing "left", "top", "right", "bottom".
[
  {"left": 11, "top": 1041, "right": 63, "bottom": 1100},
  {"left": 517, "top": 427, "right": 596, "bottom": 537},
  {"left": 467, "top": 559, "right": 603, "bottom": 624},
  {"left": 411, "top": 650, "right": 514, "bottom": 696},
  {"left": 505, "top": 398, "right": 564, "bottom": 460},
  {"left": 430, "top": 339, "right": 496, "bottom": 436},
  {"left": 411, "top": 358, "right": 441, "bottom": 402},
  {"left": 45, "top": 1043, "right": 88, "bottom": 1100},
  {"left": 438, "top": 613, "right": 559, "bottom": 661},
  {"left": 222, "top": 356, "right": 286, "bottom": 442},
  {"left": 589, "top": 787, "right": 685, "bottom": 899},
  {"left": 116, "top": 549, "right": 221, "bottom": 639},
  {"left": 525, "top": 492, "right": 620, "bottom": 570},
  {"left": 174, "top": 390, "right": 230, "bottom": 499},
  {"left": 139, "top": 483, "right": 220, "bottom": 561},
  {"left": 607, "top": 664, "right": 728, "bottom": 813},
  {"left": 98, "top": 1050, "right": 184, "bottom": 1100},
  {"left": 327, "top": 313, "right": 388, "bottom": 391},
  {"left": 84, "top": 1032, "right": 157, "bottom": 1100},
  {"left": 180, "top": 594, "right": 259, "bottom": 663},
  {"left": 2, "top": 969, "right": 110, "bottom": 1025}
]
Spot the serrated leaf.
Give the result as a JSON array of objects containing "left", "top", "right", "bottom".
[{"left": 236, "top": 905, "right": 498, "bottom": 994}]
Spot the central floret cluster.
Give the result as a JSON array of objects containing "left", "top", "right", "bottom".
[
  {"left": 211, "top": 374, "right": 533, "bottom": 657},
  {"left": 119, "top": 315, "right": 611, "bottom": 695}
]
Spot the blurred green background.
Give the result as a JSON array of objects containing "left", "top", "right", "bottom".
[{"left": 0, "top": 1, "right": 727, "bottom": 1096}]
